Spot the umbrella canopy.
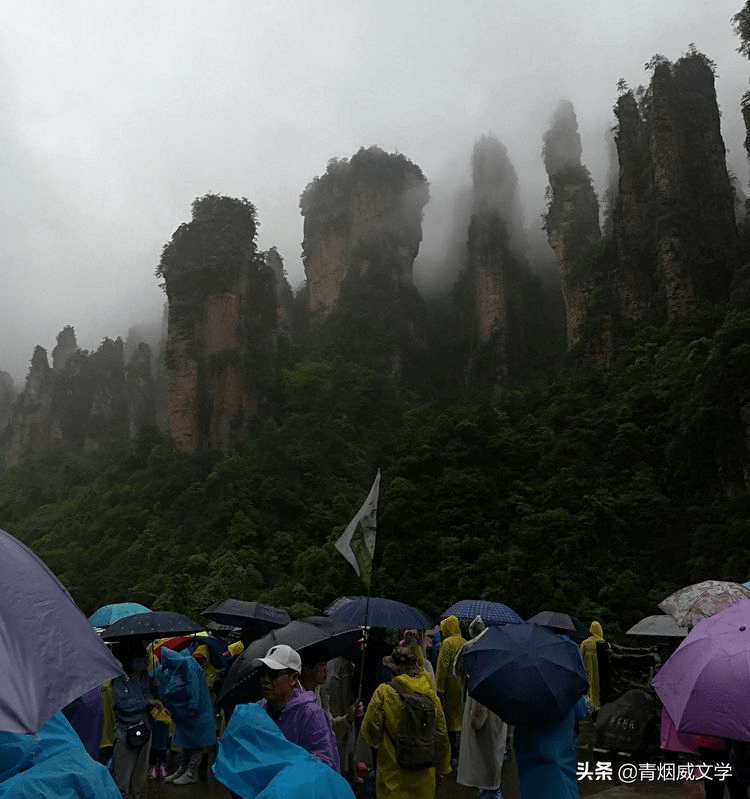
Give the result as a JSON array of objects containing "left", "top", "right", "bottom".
[
  {"left": 325, "top": 596, "right": 431, "bottom": 629},
  {"left": 527, "top": 610, "right": 589, "bottom": 638},
  {"left": 88, "top": 602, "right": 151, "bottom": 628},
  {"left": 441, "top": 599, "right": 523, "bottom": 626},
  {"left": 461, "top": 622, "right": 588, "bottom": 725},
  {"left": 0, "top": 528, "right": 123, "bottom": 733},
  {"left": 625, "top": 614, "right": 688, "bottom": 638},
  {"left": 218, "top": 616, "right": 362, "bottom": 706},
  {"left": 202, "top": 599, "right": 291, "bottom": 634},
  {"left": 101, "top": 610, "right": 203, "bottom": 641},
  {"left": 652, "top": 597, "right": 750, "bottom": 742},
  {"left": 658, "top": 579, "right": 750, "bottom": 628}
]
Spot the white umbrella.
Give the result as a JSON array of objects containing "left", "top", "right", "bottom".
[{"left": 625, "top": 614, "right": 688, "bottom": 637}]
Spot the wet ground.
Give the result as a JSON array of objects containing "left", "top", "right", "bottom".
[{"left": 142, "top": 720, "right": 713, "bottom": 798}]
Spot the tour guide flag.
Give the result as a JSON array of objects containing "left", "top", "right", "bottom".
[{"left": 334, "top": 470, "right": 380, "bottom": 589}]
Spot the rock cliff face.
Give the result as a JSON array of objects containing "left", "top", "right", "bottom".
[
  {"left": 0, "top": 331, "right": 159, "bottom": 468},
  {"left": 648, "top": 55, "right": 737, "bottom": 315},
  {"left": 463, "top": 136, "right": 524, "bottom": 390},
  {"left": 611, "top": 92, "right": 656, "bottom": 324},
  {"left": 159, "top": 194, "right": 290, "bottom": 453},
  {"left": 544, "top": 53, "right": 739, "bottom": 364},
  {"left": 300, "top": 147, "right": 429, "bottom": 376},
  {"left": 542, "top": 101, "right": 602, "bottom": 351}
]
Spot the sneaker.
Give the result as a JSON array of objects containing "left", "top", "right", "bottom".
[
  {"left": 157, "top": 763, "right": 167, "bottom": 780},
  {"left": 164, "top": 767, "right": 186, "bottom": 783},
  {"left": 148, "top": 765, "right": 158, "bottom": 780},
  {"left": 173, "top": 769, "right": 199, "bottom": 786}
]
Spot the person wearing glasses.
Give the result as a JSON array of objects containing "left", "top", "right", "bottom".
[{"left": 255, "top": 644, "right": 341, "bottom": 773}]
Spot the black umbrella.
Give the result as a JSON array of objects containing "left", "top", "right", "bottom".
[
  {"left": 218, "top": 616, "right": 362, "bottom": 708},
  {"left": 101, "top": 611, "right": 203, "bottom": 641},
  {"left": 202, "top": 599, "right": 291, "bottom": 635},
  {"left": 527, "top": 610, "right": 589, "bottom": 641}
]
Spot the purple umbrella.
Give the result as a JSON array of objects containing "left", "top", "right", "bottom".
[
  {"left": 0, "top": 528, "right": 123, "bottom": 733},
  {"left": 652, "top": 597, "right": 750, "bottom": 741}
]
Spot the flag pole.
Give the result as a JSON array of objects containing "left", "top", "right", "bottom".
[
  {"left": 333, "top": 469, "right": 381, "bottom": 704},
  {"left": 356, "top": 594, "right": 371, "bottom": 702}
]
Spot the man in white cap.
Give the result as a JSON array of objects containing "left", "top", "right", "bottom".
[{"left": 254, "top": 644, "right": 340, "bottom": 772}]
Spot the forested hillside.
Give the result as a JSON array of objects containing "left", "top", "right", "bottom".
[{"left": 2, "top": 301, "right": 748, "bottom": 635}]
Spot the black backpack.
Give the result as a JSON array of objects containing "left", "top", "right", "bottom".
[{"left": 386, "top": 680, "right": 437, "bottom": 770}]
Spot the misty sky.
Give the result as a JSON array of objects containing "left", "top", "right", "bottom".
[{"left": 1, "top": 1, "right": 748, "bottom": 384}]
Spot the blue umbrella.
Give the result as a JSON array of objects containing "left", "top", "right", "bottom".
[
  {"left": 441, "top": 599, "right": 523, "bottom": 626},
  {"left": 0, "top": 528, "right": 123, "bottom": 733},
  {"left": 462, "top": 622, "right": 588, "bottom": 725},
  {"left": 88, "top": 602, "right": 151, "bottom": 628},
  {"left": 325, "top": 596, "right": 431, "bottom": 629}
]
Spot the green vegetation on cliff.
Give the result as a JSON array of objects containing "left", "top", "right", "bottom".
[{"left": 1, "top": 306, "right": 748, "bottom": 633}]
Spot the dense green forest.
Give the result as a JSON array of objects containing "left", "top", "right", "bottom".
[{"left": 1, "top": 300, "right": 749, "bottom": 637}]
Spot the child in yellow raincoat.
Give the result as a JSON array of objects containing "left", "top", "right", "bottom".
[
  {"left": 436, "top": 614, "right": 466, "bottom": 763},
  {"left": 361, "top": 646, "right": 451, "bottom": 799}
]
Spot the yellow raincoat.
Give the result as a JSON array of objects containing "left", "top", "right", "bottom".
[
  {"left": 361, "top": 672, "right": 451, "bottom": 799},
  {"left": 580, "top": 621, "right": 604, "bottom": 709},
  {"left": 436, "top": 615, "right": 466, "bottom": 732}
]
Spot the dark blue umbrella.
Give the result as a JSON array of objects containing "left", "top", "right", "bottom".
[
  {"left": 441, "top": 599, "right": 523, "bottom": 626},
  {"left": 101, "top": 610, "right": 203, "bottom": 641},
  {"left": 88, "top": 602, "right": 151, "bottom": 627},
  {"left": 462, "top": 622, "right": 588, "bottom": 725},
  {"left": 325, "top": 596, "right": 431, "bottom": 629},
  {"left": 0, "top": 528, "right": 123, "bottom": 733}
]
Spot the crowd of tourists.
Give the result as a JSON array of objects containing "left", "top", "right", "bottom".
[{"left": 9, "top": 607, "right": 750, "bottom": 799}]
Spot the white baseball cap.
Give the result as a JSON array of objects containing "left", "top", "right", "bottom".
[{"left": 254, "top": 644, "right": 302, "bottom": 673}]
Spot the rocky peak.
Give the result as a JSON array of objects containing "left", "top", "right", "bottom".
[
  {"left": 300, "top": 146, "right": 429, "bottom": 376},
  {"left": 542, "top": 100, "right": 602, "bottom": 349},
  {"left": 647, "top": 53, "right": 737, "bottom": 315},
  {"left": 158, "top": 194, "right": 280, "bottom": 453},
  {"left": 463, "top": 135, "right": 525, "bottom": 390},
  {"left": 52, "top": 326, "right": 78, "bottom": 371}
]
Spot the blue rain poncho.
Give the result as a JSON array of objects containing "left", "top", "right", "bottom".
[
  {"left": 214, "top": 702, "right": 354, "bottom": 799},
  {"left": 158, "top": 646, "right": 217, "bottom": 749},
  {"left": 0, "top": 711, "right": 120, "bottom": 798}
]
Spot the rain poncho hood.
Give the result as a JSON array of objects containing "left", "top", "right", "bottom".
[
  {"left": 214, "top": 703, "right": 353, "bottom": 799},
  {"left": 0, "top": 712, "right": 120, "bottom": 798},
  {"left": 158, "top": 647, "right": 217, "bottom": 749},
  {"left": 588, "top": 621, "right": 603, "bottom": 639},
  {"left": 440, "top": 615, "right": 461, "bottom": 638}
]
